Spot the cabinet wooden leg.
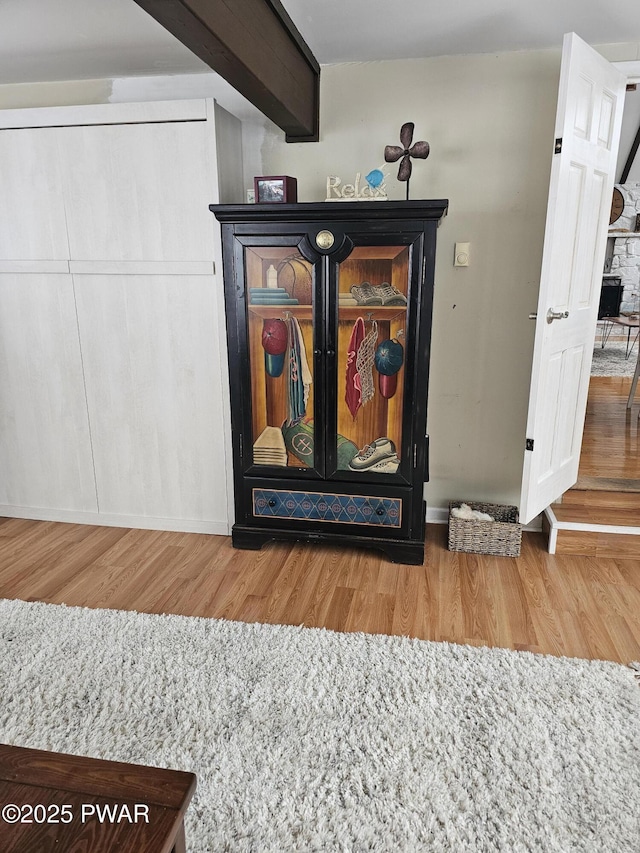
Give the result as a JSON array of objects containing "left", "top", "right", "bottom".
[
  {"left": 232, "top": 525, "right": 425, "bottom": 565},
  {"left": 231, "top": 528, "right": 273, "bottom": 551},
  {"left": 377, "top": 542, "right": 424, "bottom": 565}
]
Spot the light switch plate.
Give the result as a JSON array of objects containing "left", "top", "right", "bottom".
[{"left": 454, "top": 242, "right": 470, "bottom": 267}]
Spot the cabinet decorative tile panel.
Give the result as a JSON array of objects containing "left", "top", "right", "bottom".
[{"left": 252, "top": 489, "right": 402, "bottom": 527}]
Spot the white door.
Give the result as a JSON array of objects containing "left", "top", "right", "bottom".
[
  {"left": 0, "top": 127, "right": 69, "bottom": 261},
  {"left": 58, "top": 119, "right": 217, "bottom": 262},
  {"left": 0, "top": 273, "right": 97, "bottom": 512},
  {"left": 74, "top": 272, "right": 226, "bottom": 526},
  {"left": 520, "top": 33, "right": 626, "bottom": 524}
]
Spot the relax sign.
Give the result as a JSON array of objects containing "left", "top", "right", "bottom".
[{"left": 326, "top": 171, "right": 388, "bottom": 201}]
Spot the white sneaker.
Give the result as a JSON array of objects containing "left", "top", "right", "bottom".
[
  {"left": 367, "top": 455, "right": 400, "bottom": 473},
  {"left": 348, "top": 438, "right": 397, "bottom": 471}
]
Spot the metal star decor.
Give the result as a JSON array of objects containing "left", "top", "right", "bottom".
[{"left": 384, "top": 122, "right": 430, "bottom": 200}]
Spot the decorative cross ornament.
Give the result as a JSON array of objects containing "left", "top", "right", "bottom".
[{"left": 384, "top": 122, "right": 430, "bottom": 200}]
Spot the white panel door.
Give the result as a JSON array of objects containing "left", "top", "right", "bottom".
[
  {"left": 0, "top": 128, "right": 69, "bottom": 261},
  {"left": 74, "top": 273, "right": 227, "bottom": 523},
  {"left": 58, "top": 120, "right": 217, "bottom": 262},
  {"left": 0, "top": 274, "right": 97, "bottom": 511},
  {"left": 520, "top": 34, "right": 626, "bottom": 523}
]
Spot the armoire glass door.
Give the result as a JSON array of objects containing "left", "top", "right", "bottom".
[
  {"left": 334, "top": 244, "right": 411, "bottom": 477},
  {"left": 243, "top": 244, "right": 318, "bottom": 472}
]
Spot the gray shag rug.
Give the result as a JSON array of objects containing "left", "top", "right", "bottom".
[
  {"left": 591, "top": 340, "right": 638, "bottom": 376},
  {"left": 1, "top": 599, "right": 639, "bottom": 852}
]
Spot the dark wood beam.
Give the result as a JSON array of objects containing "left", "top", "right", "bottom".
[
  {"left": 132, "top": 0, "right": 320, "bottom": 141},
  {"left": 620, "top": 121, "right": 640, "bottom": 184}
]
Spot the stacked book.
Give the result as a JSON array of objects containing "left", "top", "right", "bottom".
[
  {"left": 253, "top": 426, "right": 288, "bottom": 466},
  {"left": 249, "top": 287, "right": 298, "bottom": 306}
]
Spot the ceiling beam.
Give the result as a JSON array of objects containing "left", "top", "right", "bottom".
[
  {"left": 620, "top": 122, "right": 640, "bottom": 184},
  {"left": 132, "top": 0, "right": 320, "bottom": 141}
]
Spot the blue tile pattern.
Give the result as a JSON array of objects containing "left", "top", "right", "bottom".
[{"left": 252, "top": 489, "right": 402, "bottom": 528}]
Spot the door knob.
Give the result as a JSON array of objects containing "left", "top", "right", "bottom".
[{"left": 546, "top": 309, "right": 569, "bottom": 324}]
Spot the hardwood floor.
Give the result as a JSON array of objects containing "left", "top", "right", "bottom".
[
  {"left": 544, "top": 375, "right": 640, "bottom": 556},
  {"left": 1, "top": 515, "right": 639, "bottom": 665},
  {"left": 578, "top": 375, "right": 640, "bottom": 482}
]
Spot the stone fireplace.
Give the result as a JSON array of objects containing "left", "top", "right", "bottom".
[{"left": 607, "top": 182, "right": 640, "bottom": 317}]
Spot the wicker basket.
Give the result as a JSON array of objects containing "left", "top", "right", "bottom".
[{"left": 448, "top": 501, "right": 522, "bottom": 557}]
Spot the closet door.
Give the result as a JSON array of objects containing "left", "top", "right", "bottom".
[
  {"left": 58, "top": 119, "right": 216, "bottom": 262},
  {"left": 0, "top": 127, "right": 68, "bottom": 262},
  {"left": 0, "top": 100, "right": 236, "bottom": 532},
  {"left": 73, "top": 273, "right": 225, "bottom": 525},
  {"left": 60, "top": 106, "right": 229, "bottom": 528},
  {"left": 0, "top": 274, "right": 97, "bottom": 512}
]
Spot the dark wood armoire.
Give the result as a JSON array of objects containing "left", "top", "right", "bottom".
[{"left": 211, "top": 200, "right": 448, "bottom": 564}]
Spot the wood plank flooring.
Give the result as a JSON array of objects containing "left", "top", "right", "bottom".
[
  {"left": 577, "top": 375, "right": 640, "bottom": 481},
  {"left": 546, "top": 376, "right": 640, "bottom": 555},
  {"left": 1, "top": 516, "right": 639, "bottom": 665},
  {"left": 555, "top": 489, "right": 640, "bottom": 525}
]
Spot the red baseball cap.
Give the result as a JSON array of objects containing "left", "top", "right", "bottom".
[{"left": 261, "top": 318, "right": 288, "bottom": 355}]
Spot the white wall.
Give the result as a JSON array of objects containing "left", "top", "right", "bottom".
[
  {"left": 0, "top": 78, "right": 111, "bottom": 109},
  {"left": 261, "top": 50, "right": 562, "bottom": 512}
]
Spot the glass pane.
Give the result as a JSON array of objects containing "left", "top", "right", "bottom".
[
  {"left": 337, "top": 245, "right": 410, "bottom": 475},
  {"left": 245, "top": 246, "right": 315, "bottom": 469}
]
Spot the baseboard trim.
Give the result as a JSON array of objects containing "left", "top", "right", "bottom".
[
  {"left": 0, "top": 504, "right": 542, "bottom": 540},
  {"left": 426, "top": 506, "right": 542, "bottom": 532},
  {"left": 426, "top": 506, "right": 450, "bottom": 525},
  {"left": 0, "top": 505, "right": 229, "bottom": 536}
]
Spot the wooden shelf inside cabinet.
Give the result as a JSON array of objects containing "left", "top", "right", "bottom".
[
  {"left": 248, "top": 305, "right": 407, "bottom": 321},
  {"left": 336, "top": 306, "right": 407, "bottom": 321},
  {"left": 248, "top": 304, "right": 313, "bottom": 319}
]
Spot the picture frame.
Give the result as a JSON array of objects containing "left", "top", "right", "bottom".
[{"left": 254, "top": 175, "right": 297, "bottom": 204}]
